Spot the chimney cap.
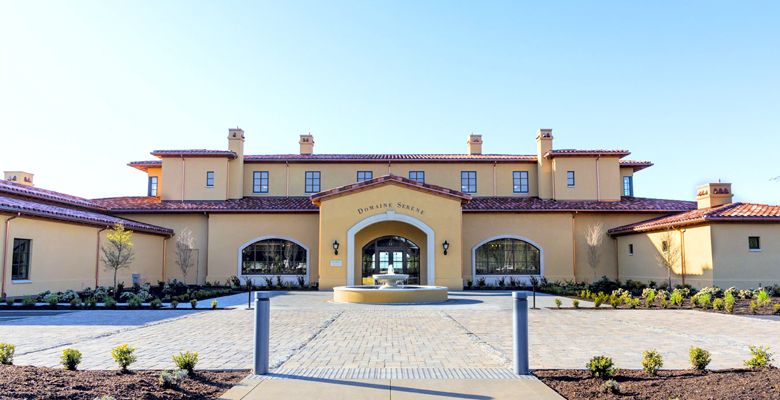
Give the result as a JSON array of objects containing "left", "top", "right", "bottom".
[
  {"left": 536, "top": 128, "right": 553, "bottom": 140},
  {"left": 228, "top": 127, "right": 244, "bottom": 139}
]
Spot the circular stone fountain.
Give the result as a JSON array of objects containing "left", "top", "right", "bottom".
[{"left": 333, "top": 264, "right": 448, "bottom": 304}]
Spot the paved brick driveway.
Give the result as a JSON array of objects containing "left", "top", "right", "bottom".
[{"left": 1, "top": 291, "right": 777, "bottom": 372}]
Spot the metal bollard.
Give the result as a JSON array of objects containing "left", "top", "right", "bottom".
[
  {"left": 253, "top": 291, "right": 270, "bottom": 375},
  {"left": 512, "top": 291, "right": 530, "bottom": 375}
]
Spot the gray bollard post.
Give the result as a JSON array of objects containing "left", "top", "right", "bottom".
[
  {"left": 512, "top": 291, "right": 530, "bottom": 375},
  {"left": 253, "top": 291, "right": 270, "bottom": 375}
]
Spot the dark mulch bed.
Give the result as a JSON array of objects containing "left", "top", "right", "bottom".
[
  {"left": 0, "top": 365, "right": 247, "bottom": 399},
  {"left": 535, "top": 368, "right": 780, "bottom": 400}
]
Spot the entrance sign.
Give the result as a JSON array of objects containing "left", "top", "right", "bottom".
[
  {"left": 329, "top": 259, "right": 343, "bottom": 267},
  {"left": 357, "top": 202, "right": 424, "bottom": 216}
]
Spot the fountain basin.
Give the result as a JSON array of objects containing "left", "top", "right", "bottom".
[{"left": 333, "top": 285, "right": 448, "bottom": 304}]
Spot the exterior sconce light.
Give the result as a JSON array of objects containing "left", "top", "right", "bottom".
[
  {"left": 442, "top": 240, "right": 449, "bottom": 255},
  {"left": 332, "top": 240, "right": 340, "bottom": 255}
]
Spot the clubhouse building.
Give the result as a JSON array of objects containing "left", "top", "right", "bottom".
[{"left": 2, "top": 129, "right": 779, "bottom": 297}]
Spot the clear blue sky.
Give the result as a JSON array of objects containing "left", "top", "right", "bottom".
[{"left": 1, "top": 1, "right": 778, "bottom": 202}]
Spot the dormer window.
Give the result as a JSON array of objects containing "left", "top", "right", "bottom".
[
  {"left": 206, "top": 171, "right": 215, "bottom": 187},
  {"left": 567, "top": 171, "right": 575, "bottom": 187},
  {"left": 148, "top": 176, "right": 158, "bottom": 197},
  {"left": 623, "top": 176, "right": 634, "bottom": 196}
]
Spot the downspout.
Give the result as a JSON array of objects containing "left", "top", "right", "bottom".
[
  {"left": 595, "top": 156, "right": 601, "bottom": 201},
  {"left": 180, "top": 155, "right": 186, "bottom": 202},
  {"left": 571, "top": 212, "right": 577, "bottom": 280},
  {"left": 551, "top": 159, "right": 557, "bottom": 199},
  {"left": 285, "top": 161, "right": 289, "bottom": 196},
  {"left": 492, "top": 161, "right": 497, "bottom": 195},
  {"left": 613, "top": 237, "right": 620, "bottom": 282},
  {"left": 387, "top": 161, "right": 392, "bottom": 175},
  {"left": 225, "top": 158, "right": 230, "bottom": 199},
  {"left": 162, "top": 236, "right": 169, "bottom": 282},
  {"left": 94, "top": 226, "right": 108, "bottom": 288},
  {"left": 679, "top": 228, "right": 686, "bottom": 285},
  {"left": 1, "top": 213, "right": 20, "bottom": 297}
]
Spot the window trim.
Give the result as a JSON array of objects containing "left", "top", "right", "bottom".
[
  {"left": 304, "top": 171, "right": 321, "bottom": 193},
  {"left": 409, "top": 171, "right": 425, "bottom": 184},
  {"left": 461, "top": 171, "right": 477, "bottom": 193},
  {"left": 566, "top": 171, "right": 575, "bottom": 187},
  {"left": 252, "top": 171, "right": 269, "bottom": 193},
  {"left": 147, "top": 176, "right": 158, "bottom": 197},
  {"left": 471, "top": 235, "right": 544, "bottom": 280},
  {"left": 512, "top": 171, "right": 529, "bottom": 193},
  {"left": 356, "top": 171, "right": 373, "bottom": 182},
  {"left": 623, "top": 176, "right": 634, "bottom": 196},
  {"left": 748, "top": 236, "right": 761, "bottom": 252},
  {"left": 236, "top": 235, "right": 310, "bottom": 283},
  {"left": 11, "top": 238, "right": 32, "bottom": 281},
  {"left": 206, "top": 171, "right": 215, "bottom": 187}
]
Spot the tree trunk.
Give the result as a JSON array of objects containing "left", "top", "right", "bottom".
[{"left": 113, "top": 270, "right": 118, "bottom": 298}]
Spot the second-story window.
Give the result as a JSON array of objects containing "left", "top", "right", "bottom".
[
  {"left": 253, "top": 171, "right": 269, "bottom": 193},
  {"left": 513, "top": 171, "right": 529, "bottom": 193},
  {"left": 206, "top": 171, "right": 215, "bottom": 187},
  {"left": 409, "top": 171, "right": 425, "bottom": 184},
  {"left": 566, "top": 171, "right": 575, "bottom": 187},
  {"left": 305, "top": 171, "right": 321, "bottom": 193},
  {"left": 461, "top": 171, "right": 477, "bottom": 193},
  {"left": 623, "top": 176, "right": 634, "bottom": 196},
  {"left": 357, "top": 171, "right": 373, "bottom": 182},
  {"left": 148, "top": 176, "right": 158, "bottom": 197}
]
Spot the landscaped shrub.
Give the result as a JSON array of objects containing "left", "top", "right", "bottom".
[
  {"left": 609, "top": 294, "right": 620, "bottom": 309},
  {"left": 749, "top": 300, "right": 758, "bottom": 314},
  {"left": 601, "top": 379, "right": 620, "bottom": 394},
  {"left": 127, "top": 296, "right": 142, "bottom": 309},
  {"left": 150, "top": 298, "right": 162, "bottom": 309},
  {"left": 69, "top": 298, "right": 81, "bottom": 308},
  {"left": 60, "top": 348, "right": 82, "bottom": 371},
  {"left": 22, "top": 297, "right": 35, "bottom": 306},
  {"left": 712, "top": 298, "right": 724, "bottom": 311},
  {"left": 104, "top": 297, "right": 117, "bottom": 309},
  {"left": 774, "top": 303, "right": 780, "bottom": 314},
  {"left": 642, "top": 288, "right": 656, "bottom": 308},
  {"left": 172, "top": 351, "right": 199, "bottom": 374},
  {"left": 744, "top": 345, "right": 774, "bottom": 369},
  {"left": 171, "top": 300, "right": 179, "bottom": 309},
  {"left": 572, "top": 299, "right": 580, "bottom": 309},
  {"left": 44, "top": 293, "right": 59, "bottom": 307},
  {"left": 586, "top": 355, "right": 616, "bottom": 378},
  {"left": 158, "top": 369, "right": 188, "bottom": 389},
  {"left": 111, "top": 344, "right": 137, "bottom": 372},
  {"left": 724, "top": 291, "right": 735, "bottom": 313},
  {"left": 755, "top": 289, "right": 771, "bottom": 308},
  {"left": 554, "top": 298, "right": 562, "bottom": 308},
  {"left": 592, "top": 292, "right": 608, "bottom": 308},
  {"left": 641, "top": 350, "right": 663, "bottom": 375},
  {"left": 85, "top": 297, "right": 97, "bottom": 308},
  {"left": 669, "top": 289, "right": 684, "bottom": 307},
  {"left": 5, "top": 298, "right": 13, "bottom": 306},
  {"left": 211, "top": 299, "right": 218, "bottom": 309},
  {"left": 627, "top": 298, "right": 640, "bottom": 309},
  {"left": 689, "top": 347, "right": 711, "bottom": 370},
  {"left": 737, "top": 289, "right": 752, "bottom": 299},
  {"left": 190, "top": 299, "right": 198, "bottom": 309},
  {"left": 0, "top": 343, "right": 15, "bottom": 365},
  {"left": 696, "top": 293, "right": 712, "bottom": 309}
]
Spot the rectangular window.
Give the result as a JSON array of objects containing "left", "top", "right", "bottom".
[
  {"left": 566, "top": 171, "right": 575, "bottom": 187},
  {"left": 661, "top": 241, "right": 669, "bottom": 252},
  {"left": 628, "top": 243, "right": 634, "bottom": 256},
  {"left": 147, "top": 176, "right": 158, "bottom": 197},
  {"left": 305, "top": 171, "right": 321, "bottom": 193},
  {"left": 253, "top": 171, "right": 269, "bottom": 193},
  {"left": 206, "top": 171, "right": 215, "bottom": 187},
  {"left": 356, "top": 171, "right": 373, "bottom": 182},
  {"left": 749, "top": 236, "right": 761, "bottom": 251},
  {"left": 623, "top": 176, "right": 634, "bottom": 196},
  {"left": 461, "top": 171, "right": 477, "bottom": 193},
  {"left": 409, "top": 171, "right": 425, "bottom": 184},
  {"left": 12, "top": 238, "right": 31, "bottom": 281},
  {"left": 513, "top": 171, "right": 529, "bottom": 193}
]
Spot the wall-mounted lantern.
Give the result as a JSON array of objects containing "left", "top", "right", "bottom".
[
  {"left": 442, "top": 240, "right": 450, "bottom": 255},
  {"left": 332, "top": 240, "right": 340, "bottom": 255}
]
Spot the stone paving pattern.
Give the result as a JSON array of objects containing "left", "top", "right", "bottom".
[{"left": 1, "top": 291, "right": 778, "bottom": 372}]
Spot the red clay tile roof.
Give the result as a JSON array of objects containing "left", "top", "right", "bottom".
[
  {"left": 544, "top": 149, "right": 631, "bottom": 159},
  {"left": 151, "top": 150, "right": 237, "bottom": 159},
  {"left": 0, "top": 195, "right": 173, "bottom": 235},
  {"left": 243, "top": 154, "right": 538, "bottom": 163},
  {"left": 619, "top": 160, "right": 653, "bottom": 171},
  {"left": 310, "top": 174, "right": 472, "bottom": 204},
  {"left": 464, "top": 196, "right": 695, "bottom": 213},
  {"left": 608, "top": 202, "right": 780, "bottom": 235},
  {"left": 93, "top": 196, "right": 318, "bottom": 213},
  {"left": 0, "top": 179, "right": 105, "bottom": 211}
]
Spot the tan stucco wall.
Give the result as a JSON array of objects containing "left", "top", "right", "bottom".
[
  {"left": 616, "top": 225, "right": 714, "bottom": 288},
  {"left": 116, "top": 213, "right": 209, "bottom": 285},
  {"left": 205, "top": 213, "right": 320, "bottom": 285},
  {"left": 1, "top": 215, "right": 164, "bottom": 297},
  {"left": 317, "top": 183, "right": 463, "bottom": 289},
  {"left": 353, "top": 221, "right": 427, "bottom": 284},
  {"left": 711, "top": 223, "right": 780, "bottom": 288},
  {"left": 552, "top": 157, "right": 622, "bottom": 201},
  {"left": 161, "top": 157, "right": 229, "bottom": 201}
]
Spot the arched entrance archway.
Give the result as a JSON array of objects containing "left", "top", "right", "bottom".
[{"left": 362, "top": 235, "right": 421, "bottom": 284}]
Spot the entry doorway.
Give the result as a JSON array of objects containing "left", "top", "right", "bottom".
[{"left": 361, "top": 236, "right": 420, "bottom": 284}]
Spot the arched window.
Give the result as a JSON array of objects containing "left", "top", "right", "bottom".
[
  {"left": 241, "top": 239, "right": 307, "bottom": 275},
  {"left": 475, "top": 238, "right": 540, "bottom": 275}
]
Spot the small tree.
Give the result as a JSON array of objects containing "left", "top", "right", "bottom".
[
  {"left": 585, "top": 222, "right": 605, "bottom": 280},
  {"left": 102, "top": 223, "right": 135, "bottom": 295},
  {"left": 656, "top": 230, "right": 680, "bottom": 289},
  {"left": 175, "top": 228, "right": 195, "bottom": 284}
]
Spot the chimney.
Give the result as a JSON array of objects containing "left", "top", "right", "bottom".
[
  {"left": 4, "top": 171, "right": 34, "bottom": 186},
  {"left": 467, "top": 134, "right": 483, "bottom": 155},
  {"left": 299, "top": 134, "right": 314, "bottom": 155},
  {"left": 536, "top": 129, "right": 554, "bottom": 199},
  {"left": 696, "top": 182, "right": 733, "bottom": 209},
  {"left": 227, "top": 127, "right": 245, "bottom": 199}
]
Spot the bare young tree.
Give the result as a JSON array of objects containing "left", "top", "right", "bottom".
[
  {"left": 585, "top": 222, "right": 605, "bottom": 280},
  {"left": 175, "top": 228, "right": 195, "bottom": 284},
  {"left": 656, "top": 230, "right": 681, "bottom": 289},
  {"left": 102, "top": 223, "right": 135, "bottom": 295}
]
